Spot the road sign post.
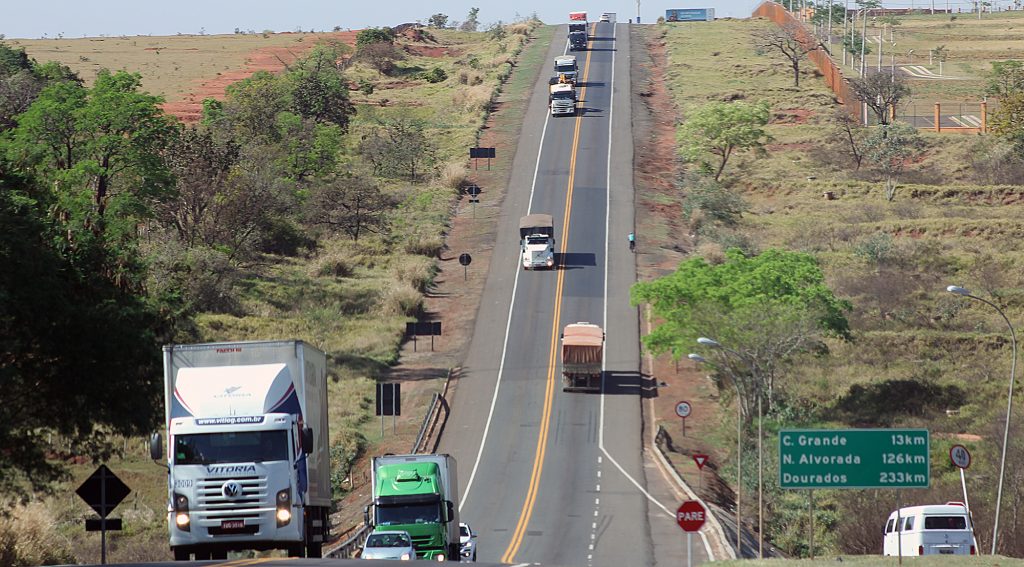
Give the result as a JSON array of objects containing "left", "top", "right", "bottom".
[
  {"left": 76, "top": 465, "right": 131, "bottom": 565},
  {"left": 779, "top": 429, "right": 930, "bottom": 489},
  {"left": 693, "top": 454, "right": 708, "bottom": 493},
  {"left": 675, "top": 400, "right": 692, "bottom": 437},
  {"left": 459, "top": 253, "right": 472, "bottom": 281},
  {"left": 950, "top": 444, "right": 974, "bottom": 533},
  {"left": 677, "top": 500, "right": 706, "bottom": 567}
]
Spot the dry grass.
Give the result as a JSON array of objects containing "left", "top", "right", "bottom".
[
  {"left": 10, "top": 31, "right": 350, "bottom": 102},
  {"left": 0, "top": 501, "right": 75, "bottom": 566},
  {"left": 436, "top": 161, "right": 470, "bottom": 191}
]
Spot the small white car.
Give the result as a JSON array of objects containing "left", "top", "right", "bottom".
[
  {"left": 361, "top": 530, "right": 415, "bottom": 560},
  {"left": 599, "top": 13, "right": 611, "bottom": 22},
  {"left": 459, "top": 522, "right": 477, "bottom": 562}
]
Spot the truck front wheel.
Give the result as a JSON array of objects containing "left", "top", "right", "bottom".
[
  {"left": 173, "top": 548, "right": 189, "bottom": 561},
  {"left": 305, "top": 542, "right": 322, "bottom": 558}
]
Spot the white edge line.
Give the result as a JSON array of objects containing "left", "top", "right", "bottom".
[
  {"left": 596, "top": 21, "right": 716, "bottom": 560},
  {"left": 459, "top": 29, "right": 568, "bottom": 512}
]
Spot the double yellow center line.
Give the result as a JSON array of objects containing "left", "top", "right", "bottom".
[{"left": 500, "top": 23, "right": 598, "bottom": 563}]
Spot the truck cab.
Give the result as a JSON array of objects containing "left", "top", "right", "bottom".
[
  {"left": 549, "top": 83, "right": 577, "bottom": 116},
  {"left": 553, "top": 56, "right": 578, "bottom": 86},
  {"left": 519, "top": 214, "right": 555, "bottom": 269},
  {"left": 366, "top": 454, "right": 459, "bottom": 561},
  {"left": 568, "top": 30, "right": 587, "bottom": 51}
]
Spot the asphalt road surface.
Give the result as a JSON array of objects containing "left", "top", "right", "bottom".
[{"left": 439, "top": 21, "right": 713, "bottom": 567}]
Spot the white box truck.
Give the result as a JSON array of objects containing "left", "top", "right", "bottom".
[
  {"left": 520, "top": 214, "right": 555, "bottom": 269},
  {"left": 150, "top": 340, "right": 331, "bottom": 560},
  {"left": 365, "top": 454, "right": 460, "bottom": 561}
]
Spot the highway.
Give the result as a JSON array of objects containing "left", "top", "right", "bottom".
[{"left": 440, "top": 21, "right": 713, "bottom": 566}]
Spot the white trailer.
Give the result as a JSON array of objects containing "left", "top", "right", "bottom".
[{"left": 152, "top": 340, "right": 331, "bottom": 560}]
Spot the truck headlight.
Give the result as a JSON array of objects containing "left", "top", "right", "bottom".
[
  {"left": 435, "top": 553, "right": 446, "bottom": 561},
  {"left": 276, "top": 489, "right": 292, "bottom": 527},
  {"left": 546, "top": 257, "right": 554, "bottom": 267},
  {"left": 173, "top": 493, "right": 190, "bottom": 531}
]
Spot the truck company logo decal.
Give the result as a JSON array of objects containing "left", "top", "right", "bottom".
[
  {"left": 222, "top": 481, "right": 243, "bottom": 498},
  {"left": 195, "top": 416, "right": 264, "bottom": 425},
  {"left": 207, "top": 465, "right": 257, "bottom": 475}
]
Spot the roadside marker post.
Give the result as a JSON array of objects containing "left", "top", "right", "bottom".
[
  {"left": 693, "top": 454, "right": 709, "bottom": 494},
  {"left": 675, "top": 400, "right": 692, "bottom": 437}
]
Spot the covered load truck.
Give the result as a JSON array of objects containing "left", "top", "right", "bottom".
[
  {"left": 152, "top": 340, "right": 331, "bottom": 560},
  {"left": 561, "top": 323, "right": 604, "bottom": 392},
  {"left": 519, "top": 213, "right": 555, "bottom": 269},
  {"left": 552, "top": 55, "right": 579, "bottom": 86},
  {"left": 365, "top": 454, "right": 460, "bottom": 561}
]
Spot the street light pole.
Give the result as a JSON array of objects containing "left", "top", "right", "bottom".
[
  {"left": 696, "top": 337, "right": 764, "bottom": 559},
  {"left": 689, "top": 352, "right": 743, "bottom": 558},
  {"left": 947, "top": 285, "right": 1017, "bottom": 555}
]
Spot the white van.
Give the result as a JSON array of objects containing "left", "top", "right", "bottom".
[{"left": 883, "top": 502, "right": 976, "bottom": 556}]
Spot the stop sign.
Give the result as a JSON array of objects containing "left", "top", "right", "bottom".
[{"left": 676, "top": 500, "right": 706, "bottom": 532}]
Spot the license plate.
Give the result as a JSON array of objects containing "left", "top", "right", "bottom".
[
  {"left": 221, "top": 520, "right": 245, "bottom": 530},
  {"left": 939, "top": 549, "right": 954, "bottom": 554}
]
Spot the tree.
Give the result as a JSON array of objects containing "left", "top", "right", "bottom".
[
  {"left": 843, "top": 30, "right": 870, "bottom": 60},
  {"left": 304, "top": 173, "right": 392, "bottom": 240},
  {"left": 157, "top": 126, "right": 240, "bottom": 247},
  {"left": 990, "top": 92, "right": 1024, "bottom": 150},
  {"left": 678, "top": 101, "right": 772, "bottom": 181},
  {"left": 428, "top": 13, "right": 450, "bottom": 29},
  {"left": 0, "top": 167, "right": 167, "bottom": 496},
  {"left": 357, "top": 41, "right": 405, "bottom": 76},
  {"left": 276, "top": 112, "right": 344, "bottom": 181},
  {"left": 288, "top": 47, "right": 356, "bottom": 131},
  {"left": 848, "top": 71, "right": 910, "bottom": 125},
  {"left": 631, "top": 248, "right": 851, "bottom": 418},
  {"left": 222, "top": 70, "right": 291, "bottom": 141},
  {"left": 753, "top": 21, "right": 822, "bottom": 87},
  {"left": 833, "top": 108, "right": 866, "bottom": 170},
  {"left": 461, "top": 7, "right": 481, "bottom": 32},
  {"left": 359, "top": 115, "right": 436, "bottom": 181},
  {"left": 877, "top": 15, "right": 902, "bottom": 41},
  {"left": 355, "top": 27, "right": 394, "bottom": 48},
  {"left": 862, "top": 121, "right": 925, "bottom": 201},
  {"left": 987, "top": 59, "right": 1024, "bottom": 98}
]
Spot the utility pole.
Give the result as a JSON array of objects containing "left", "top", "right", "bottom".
[
  {"left": 860, "top": 6, "right": 868, "bottom": 77},
  {"left": 637, "top": 0, "right": 641, "bottom": 23}
]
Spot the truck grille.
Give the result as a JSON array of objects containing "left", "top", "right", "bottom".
[{"left": 196, "top": 476, "right": 267, "bottom": 514}]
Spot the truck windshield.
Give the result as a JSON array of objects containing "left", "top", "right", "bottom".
[
  {"left": 174, "top": 430, "right": 288, "bottom": 465},
  {"left": 377, "top": 503, "right": 442, "bottom": 525},
  {"left": 527, "top": 235, "right": 551, "bottom": 244},
  {"left": 555, "top": 64, "right": 575, "bottom": 74},
  {"left": 551, "top": 92, "right": 574, "bottom": 101}
]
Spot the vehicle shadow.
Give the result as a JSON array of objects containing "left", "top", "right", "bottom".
[
  {"left": 602, "top": 370, "right": 659, "bottom": 399},
  {"left": 558, "top": 252, "right": 596, "bottom": 270}
]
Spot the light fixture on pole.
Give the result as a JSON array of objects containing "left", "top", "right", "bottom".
[
  {"left": 947, "top": 284, "right": 1017, "bottom": 555},
  {"left": 697, "top": 337, "right": 764, "bottom": 559},
  {"left": 689, "top": 351, "right": 742, "bottom": 557}
]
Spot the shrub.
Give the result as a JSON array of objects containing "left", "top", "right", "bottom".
[
  {"left": 404, "top": 235, "right": 445, "bottom": 257},
  {"left": 423, "top": 67, "right": 447, "bottom": 83},
  {"left": 358, "top": 79, "right": 374, "bottom": 95},
  {"left": 329, "top": 431, "right": 367, "bottom": 499},
  {"left": 312, "top": 251, "right": 356, "bottom": 278},
  {"left": 393, "top": 255, "right": 437, "bottom": 292},
  {"left": 437, "top": 161, "right": 469, "bottom": 191},
  {"left": 379, "top": 283, "right": 424, "bottom": 317},
  {"left": 0, "top": 501, "right": 75, "bottom": 566},
  {"left": 507, "top": 23, "right": 531, "bottom": 35},
  {"left": 853, "top": 231, "right": 897, "bottom": 266},
  {"left": 356, "top": 27, "right": 394, "bottom": 47}
]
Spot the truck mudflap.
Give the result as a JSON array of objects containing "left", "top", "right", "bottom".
[{"left": 562, "top": 372, "right": 601, "bottom": 392}]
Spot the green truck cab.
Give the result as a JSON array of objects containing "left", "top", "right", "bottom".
[{"left": 365, "top": 454, "right": 460, "bottom": 561}]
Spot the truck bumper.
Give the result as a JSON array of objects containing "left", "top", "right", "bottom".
[
  {"left": 169, "top": 508, "right": 304, "bottom": 551},
  {"left": 562, "top": 374, "right": 602, "bottom": 392}
]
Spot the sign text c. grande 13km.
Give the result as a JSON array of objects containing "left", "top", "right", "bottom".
[{"left": 779, "top": 429, "right": 930, "bottom": 489}]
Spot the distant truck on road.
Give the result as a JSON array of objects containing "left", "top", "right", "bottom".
[
  {"left": 153, "top": 340, "right": 331, "bottom": 560},
  {"left": 365, "top": 454, "right": 460, "bottom": 561},
  {"left": 561, "top": 323, "right": 604, "bottom": 391},
  {"left": 569, "top": 29, "right": 587, "bottom": 50},
  {"left": 553, "top": 55, "right": 579, "bottom": 86},
  {"left": 520, "top": 214, "right": 555, "bottom": 269},
  {"left": 548, "top": 82, "right": 577, "bottom": 117}
]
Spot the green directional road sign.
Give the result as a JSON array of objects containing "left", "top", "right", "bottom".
[{"left": 779, "top": 429, "right": 929, "bottom": 489}]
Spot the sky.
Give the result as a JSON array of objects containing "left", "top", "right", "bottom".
[{"left": 5, "top": 0, "right": 770, "bottom": 39}]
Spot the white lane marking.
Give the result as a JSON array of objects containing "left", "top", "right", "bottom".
[
  {"left": 597, "top": 470, "right": 601, "bottom": 478},
  {"left": 595, "top": 20, "right": 716, "bottom": 560},
  {"left": 460, "top": 30, "right": 570, "bottom": 511},
  {"left": 592, "top": 522, "right": 597, "bottom": 529}
]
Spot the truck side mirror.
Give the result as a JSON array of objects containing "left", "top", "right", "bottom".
[
  {"left": 302, "top": 428, "right": 314, "bottom": 451},
  {"left": 445, "top": 500, "right": 455, "bottom": 523},
  {"left": 149, "top": 432, "right": 163, "bottom": 461},
  {"left": 364, "top": 504, "right": 372, "bottom": 526}
]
